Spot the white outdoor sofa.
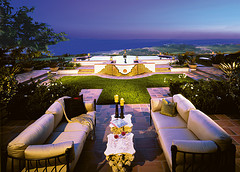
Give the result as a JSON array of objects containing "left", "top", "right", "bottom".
[
  {"left": 150, "top": 94, "right": 236, "bottom": 172},
  {"left": 7, "top": 96, "right": 96, "bottom": 172}
]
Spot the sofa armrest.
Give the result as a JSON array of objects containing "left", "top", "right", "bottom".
[
  {"left": 25, "top": 141, "right": 75, "bottom": 161},
  {"left": 84, "top": 99, "right": 96, "bottom": 112},
  {"left": 172, "top": 140, "right": 218, "bottom": 154},
  {"left": 171, "top": 140, "right": 219, "bottom": 172}
]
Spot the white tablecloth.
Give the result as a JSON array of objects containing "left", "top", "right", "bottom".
[
  {"left": 104, "top": 133, "right": 135, "bottom": 156},
  {"left": 109, "top": 114, "right": 133, "bottom": 128}
]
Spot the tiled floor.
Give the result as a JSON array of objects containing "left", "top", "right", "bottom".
[{"left": 80, "top": 89, "right": 103, "bottom": 101}]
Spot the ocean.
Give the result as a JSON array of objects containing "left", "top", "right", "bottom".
[{"left": 49, "top": 38, "right": 240, "bottom": 55}]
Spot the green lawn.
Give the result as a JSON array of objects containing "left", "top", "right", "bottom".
[{"left": 60, "top": 74, "right": 193, "bottom": 104}]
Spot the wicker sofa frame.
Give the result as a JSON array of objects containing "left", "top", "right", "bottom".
[{"left": 7, "top": 147, "right": 72, "bottom": 172}]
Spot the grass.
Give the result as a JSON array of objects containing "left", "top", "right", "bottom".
[{"left": 60, "top": 74, "right": 193, "bottom": 104}]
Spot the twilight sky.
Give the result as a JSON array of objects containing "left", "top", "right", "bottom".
[{"left": 11, "top": 0, "right": 240, "bottom": 40}]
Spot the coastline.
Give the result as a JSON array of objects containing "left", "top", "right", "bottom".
[{"left": 49, "top": 39, "right": 240, "bottom": 56}]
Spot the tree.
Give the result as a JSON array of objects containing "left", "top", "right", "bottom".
[
  {"left": 0, "top": 0, "right": 68, "bottom": 63},
  {"left": 0, "top": 0, "right": 68, "bottom": 105}
]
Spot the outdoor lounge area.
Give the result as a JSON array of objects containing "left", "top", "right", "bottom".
[{"left": 1, "top": 85, "right": 240, "bottom": 172}]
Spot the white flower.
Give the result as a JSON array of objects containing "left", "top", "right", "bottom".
[
  {"left": 55, "top": 83, "right": 57, "bottom": 85},
  {"left": 52, "top": 94, "right": 54, "bottom": 97},
  {"left": 24, "top": 95, "right": 28, "bottom": 97},
  {"left": 195, "top": 94, "right": 198, "bottom": 97},
  {"left": 191, "top": 87, "right": 193, "bottom": 89},
  {"left": 48, "top": 89, "right": 50, "bottom": 91}
]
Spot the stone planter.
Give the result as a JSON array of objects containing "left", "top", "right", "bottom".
[
  {"left": 50, "top": 67, "right": 59, "bottom": 72},
  {"left": 212, "top": 64, "right": 220, "bottom": 69},
  {"left": 188, "top": 64, "right": 197, "bottom": 69},
  {"left": 23, "top": 67, "right": 34, "bottom": 72}
]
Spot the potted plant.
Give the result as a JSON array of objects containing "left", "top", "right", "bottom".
[
  {"left": 22, "top": 60, "right": 34, "bottom": 72},
  {"left": 211, "top": 54, "right": 224, "bottom": 68},
  {"left": 49, "top": 61, "right": 59, "bottom": 72},
  {"left": 187, "top": 56, "right": 197, "bottom": 69}
]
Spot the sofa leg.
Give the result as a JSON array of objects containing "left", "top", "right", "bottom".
[{"left": 149, "top": 98, "right": 152, "bottom": 125}]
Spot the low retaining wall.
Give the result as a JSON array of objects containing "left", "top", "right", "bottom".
[
  {"left": 72, "top": 60, "right": 107, "bottom": 66},
  {"left": 170, "top": 67, "right": 189, "bottom": 72},
  {"left": 57, "top": 70, "right": 79, "bottom": 75},
  {"left": 141, "top": 59, "right": 176, "bottom": 65}
]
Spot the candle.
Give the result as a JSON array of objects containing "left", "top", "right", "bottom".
[
  {"left": 120, "top": 98, "right": 124, "bottom": 106},
  {"left": 114, "top": 95, "right": 119, "bottom": 103}
]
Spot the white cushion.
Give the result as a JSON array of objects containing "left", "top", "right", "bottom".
[
  {"left": 151, "top": 111, "right": 187, "bottom": 130},
  {"left": 46, "top": 131, "right": 87, "bottom": 171},
  {"left": 172, "top": 140, "right": 218, "bottom": 153},
  {"left": 151, "top": 97, "right": 173, "bottom": 112},
  {"left": 188, "top": 109, "right": 232, "bottom": 151},
  {"left": 173, "top": 94, "right": 196, "bottom": 122},
  {"left": 25, "top": 141, "right": 74, "bottom": 160},
  {"left": 158, "top": 128, "right": 198, "bottom": 169},
  {"left": 45, "top": 96, "right": 71, "bottom": 128},
  {"left": 7, "top": 114, "right": 54, "bottom": 158},
  {"left": 55, "top": 122, "right": 90, "bottom": 133}
]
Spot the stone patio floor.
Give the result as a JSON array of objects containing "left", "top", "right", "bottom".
[{"left": 1, "top": 66, "right": 239, "bottom": 171}]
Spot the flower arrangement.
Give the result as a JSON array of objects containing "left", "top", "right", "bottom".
[
  {"left": 106, "top": 153, "right": 134, "bottom": 172},
  {"left": 111, "top": 126, "right": 132, "bottom": 135}
]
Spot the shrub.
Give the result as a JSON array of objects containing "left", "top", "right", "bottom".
[
  {"left": 7, "top": 75, "right": 83, "bottom": 119},
  {"left": 0, "top": 65, "right": 20, "bottom": 105},
  {"left": 64, "top": 62, "right": 74, "bottom": 67},
  {"left": 210, "top": 54, "right": 225, "bottom": 64},
  {"left": 64, "top": 67, "right": 75, "bottom": 70},
  {"left": 169, "top": 80, "right": 239, "bottom": 115}
]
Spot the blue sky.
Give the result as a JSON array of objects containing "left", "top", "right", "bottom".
[{"left": 11, "top": 0, "right": 240, "bottom": 39}]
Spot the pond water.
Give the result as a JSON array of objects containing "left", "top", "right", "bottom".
[{"left": 89, "top": 56, "right": 161, "bottom": 61}]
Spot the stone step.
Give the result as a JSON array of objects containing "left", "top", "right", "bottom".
[
  {"left": 186, "top": 72, "right": 206, "bottom": 81},
  {"left": 21, "top": 72, "right": 49, "bottom": 84},
  {"left": 155, "top": 68, "right": 171, "bottom": 72},
  {"left": 79, "top": 69, "right": 94, "bottom": 72},
  {"left": 78, "top": 71, "right": 94, "bottom": 74},
  {"left": 197, "top": 68, "right": 224, "bottom": 81},
  {"left": 194, "top": 70, "right": 220, "bottom": 80}
]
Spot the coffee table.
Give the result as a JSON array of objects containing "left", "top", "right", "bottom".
[{"left": 104, "top": 114, "right": 135, "bottom": 171}]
